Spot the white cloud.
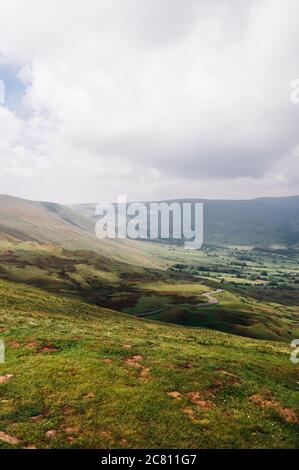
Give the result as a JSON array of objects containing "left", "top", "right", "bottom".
[{"left": 0, "top": 0, "right": 299, "bottom": 203}]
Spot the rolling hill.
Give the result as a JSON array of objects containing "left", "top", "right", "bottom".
[
  {"left": 0, "top": 194, "right": 298, "bottom": 343},
  {"left": 0, "top": 278, "right": 298, "bottom": 449},
  {"left": 70, "top": 196, "right": 299, "bottom": 249},
  {"left": 2, "top": 194, "right": 298, "bottom": 252},
  {"left": 0, "top": 195, "right": 157, "bottom": 267},
  {"left": 0, "top": 195, "right": 298, "bottom": 448}
]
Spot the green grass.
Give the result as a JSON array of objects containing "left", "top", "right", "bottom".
[
  {"left": 0, "top": 279, "right": 298, "bottom": 449},
  {"left": 0, "top": 242, "right": 298, "bottom": 342},
  {"left": 0, "top": 196, "right": 298, "bottom": 448},
  {"left": 129, "top": 280, "right": 299, "bottom": 342}
]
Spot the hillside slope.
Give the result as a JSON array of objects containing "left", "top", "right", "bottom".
[
  {"left": 0, "top": 279, "right": 298, "bottom": 449},
  {"left": 71, "top": 196, "right": 299, "bottom": 248},
  {"left": 203, "top": 196, "right": 299, "bottom": 248},
  {"left": 0, "top": 241, "right": 297, "bottom": 342},
  {"left": 0, "top": 195, "right": 157, "bottom": 267}
]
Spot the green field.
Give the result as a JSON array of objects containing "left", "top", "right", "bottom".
[{"left": 0, "top": 279, "right": 298, "bottom": 449}]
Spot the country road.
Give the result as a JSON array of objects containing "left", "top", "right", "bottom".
[
  {"left": 135, "top": 289, "right": 224, "bottom": 318},
  {"left": 135, "top": 308, "right": 166, "bottom": 318},
  {"left": 198, "top": 289, "right": 224, "bottom": 307}
]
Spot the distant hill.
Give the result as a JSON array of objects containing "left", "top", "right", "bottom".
[
  {"left": 70, "top": 196, "right": 299, "bottom": 249},
  {"left": 202, "top": 196, "right": 299, "bottom": 248},
  {"left": 0, "top": 194, "right": 100, "bottom": 248},
  {"left": 0, "top": 195, "right": 157, "bottom": 267},
  {"left": 1, "top": 194, "right": 298, "bottom": 253}
]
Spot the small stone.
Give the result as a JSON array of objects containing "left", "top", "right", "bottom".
[
  {"left": 0, "top": 374, "right": 13, "bottom": 384},
  {"left": 45, "top": 430, "right": 57, "bottom": 439}
]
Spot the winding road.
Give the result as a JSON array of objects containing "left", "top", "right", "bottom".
[
  {"left": 135, "top": 289, "right": 224, "bottom": 318},
  {"left": 198, "top": 289, "right": 224, "bottom": 307}
]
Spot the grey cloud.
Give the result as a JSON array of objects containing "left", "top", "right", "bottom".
[{"left": 0, "top": 0, "right": 299, "bottom": 202}]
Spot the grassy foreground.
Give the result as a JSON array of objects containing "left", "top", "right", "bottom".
[{"left": 0, "top": 279, "right": 298, "bottom": 449}]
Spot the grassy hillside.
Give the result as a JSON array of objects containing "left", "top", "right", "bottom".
[
  {"left": 0, "top": 279, "right": 298, "bottom": 449},
  {"left": 125, "top": 280, "right": 299, "bottom": 342},
  {"left": 0, "top": 195, "right": 298, "bottom": 449},
  {"left": 71, "top": 195, "right": 299, "bottom": 249},
  {"left": 0, "top": 195, "right": 158, "bottom": 268},
  {"left": 0, "top": 241, "right": 298, "bottom": 342},
  {"left": 0, "top": 194, "right": 94, "bottom": 245},
  {"left": 203, "top": 196, "right": 299, "bottom": 248}
]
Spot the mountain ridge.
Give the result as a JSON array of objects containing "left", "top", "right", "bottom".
[
  {"left": 1, "top": 193, "right": 299, "bottom": 249},
  {"left": 69, "top": 195, "right": 299, "bottom": 249}
]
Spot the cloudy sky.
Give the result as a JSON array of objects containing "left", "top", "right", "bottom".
[{"left": 0, "top": 0, "right": 299, "bottom": 203}]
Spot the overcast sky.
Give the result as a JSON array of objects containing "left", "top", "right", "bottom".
[{"left": 0, "top": 0, "right": 299, "bottom": 203}]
